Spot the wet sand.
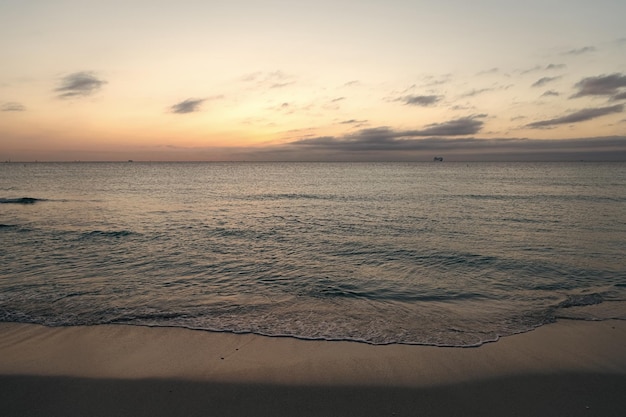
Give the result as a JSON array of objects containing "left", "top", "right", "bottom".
[{"left": 1, "top": 320, "right": 625, "bottom": 416}]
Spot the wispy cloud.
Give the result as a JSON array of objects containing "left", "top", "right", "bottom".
[
  {"left": 541, "top": 90, "right": 560, "bottom": 97},
  {"left": 612, "top": 91, "right": 626, "bottom": 101},
  {"left": 169, "top": 95, "right": 223, "bottom": 114},
  {"left": 450, "top": 104, "right": 474, "bottom": 111},
  {"left": 339, "top": 119, "right": 368, "bottom": 125},
  {"left": 532, "top": 76, "right": 561, "bottom": 87},
  {"left": 458, "top": 84, "right": 511, "bottom": 98},
  {"left": 476, "top": 67, "right": 499, "bottom": 76},
  {"left": 170, "top": 98, "right": 205, "bottom": 114},
  {"left": 1, "top": 102, "right": 26, "bottom": 111},
  {"left": 545, "top": 63, "right": 566, "bottom": 70},
  {"left": 55, "top": 71, "right": 106, "bottom": 98},
  {"left": 241, "top": 70, "right": 295, "bottom": 89},
  {"left": 571, "top": 73, "right": 626, "bottom": 99},
  {"left": 526, "top": 105, "right": 623, "bottom": 128},
  {"left": 274, "top": 102, "right": 294, "bottom": 113},
  {"left": 397, "top": 95, "right": 442, "bottom": 106},
  {"left": 460, "top": 88, "right": 493, "bottom": 98},
  {"left": 521, "top": 64, "right": 566, "bottom": 74},
  {"left": 564, "top": 46, "right": 596, "bottom": 55},
  {"left": 422, "top": 74, "right": 452, "bottom": 87}
]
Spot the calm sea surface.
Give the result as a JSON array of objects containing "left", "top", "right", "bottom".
[{"left": 1, "top": 162, "right": 625, "bottom": 346}]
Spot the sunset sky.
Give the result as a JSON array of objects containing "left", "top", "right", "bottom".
[{"left": 1, "top": 0, "right": 625, "bottom": 161}]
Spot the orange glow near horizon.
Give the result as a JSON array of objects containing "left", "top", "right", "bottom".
[{"left": 1, "top": 1, "right": 625, "bottom": 161}]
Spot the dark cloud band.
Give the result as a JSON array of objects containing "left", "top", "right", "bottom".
[
  {"left": 526, "top": 105, "right": 623, "bottom": 128},
  {"left": 292, "top": 116, "right": 486, "bottom": 152},
  {"left": 282, "top": 133, "right": 626, "bottom": 159}
]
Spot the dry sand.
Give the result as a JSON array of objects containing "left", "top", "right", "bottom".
[{"left": 1, "top": 320, "right": 625, "bottom": 416}]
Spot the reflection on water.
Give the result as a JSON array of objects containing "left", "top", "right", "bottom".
[{"left": 1, "top": 162, "right": 625, "bottom": 346}]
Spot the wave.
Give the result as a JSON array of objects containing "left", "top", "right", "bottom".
[
  {"left": 463, "top": 194, "right": 626, "bottom": 203},
  {"left": 0, "top": 197, "right": 44, "bottom": 204},
  {"left": 557, "top": 293, "right": 604, "bottom": 308},
  {"left": 554, "top": 296, "right": 626, "bottom": 321},
  {"left": 80, "top": 230, "right": 135, "bottom": 239},
  {"left": 259, "top": 193, "right": 329, "bottom": 200}
]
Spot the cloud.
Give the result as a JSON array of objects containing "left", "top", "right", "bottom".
[
  {"left": 450, "top": 104, "right": 474, "bottom": 111},
  {"left": 422, "top": 74, "right": 452, "bottom": 87},
  {"left": 476, "top": 67, "right": 499, "bottom": 75},
  {"left": 541, "top": 90, "right": 560, "bottom": 97},
  {"left": 571, "top": 73, "right": 626, "bottom": 98},
  {"left": 611, "top": 38, "right": 626, "bottom": 49},
  {"left": 170, "top": 98, "right": 206, "bottom": 114},
  {"left": 460, "top": 88, "right": 493, "bottom": 97},
  {"left": 564, "top": 46, "right": 596, "bottom": 55},
  {"left": 339, "top": 119, "right": 367, "bottom": 125},
  {"left": 408, "top": 115, "right": 486, "bottom": 136},
  {"left": 293, "top": 116, "right": 485, "bottom": 151},
  {"left": 331, "top": 97, "right": 346, "bottom": 102},
  {"left": 532, "top": 76, "right": 561, "bottom": 87},
  {"left": 241, "top": 70, "right": 295, "bottom": 89},
  {"left": 458, "top": 85, "right": 512, "bottom": 98},
  {"left": 1, "top": 102, "right": 26, "bottom": 111},
  {"left": 398, "top": 95, "right": 442, "bottom": 106},
  {"left": 612, "top": 91, "right": 626, "bottom": 101},
  {"left": 520, "top": 65, "right": 541, "bottom": 74},
  {"left": 268, "top": 100, "right": 317, "bottom": 115},
  {"left": 526, "top": 105, "right": 623, "bottom": 128},
  {"left": 520, "top": 64, "right": 566, "bottom": 74},
  {"left": 55, "top": 71, "right": 106, "bottom": 98}
]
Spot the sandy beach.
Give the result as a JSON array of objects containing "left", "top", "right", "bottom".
[{"left": 1, "top": 320, "right": 625, "bottom": 416}]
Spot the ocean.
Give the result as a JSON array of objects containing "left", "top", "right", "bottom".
[{"left": 1, "top": 161, "right": 625, "bottom": 347}]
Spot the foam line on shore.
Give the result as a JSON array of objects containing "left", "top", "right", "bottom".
[{"left": 2, "top": 320, "right": 625, "bottom": 416}]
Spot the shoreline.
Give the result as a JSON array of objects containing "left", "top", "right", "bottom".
[{"left": 1, "top": 319, "right": 625, "bottom": 416}]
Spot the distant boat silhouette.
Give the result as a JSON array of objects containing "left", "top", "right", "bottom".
[{"left": 433, "top": 156, "right": 443, "bottom": 162}]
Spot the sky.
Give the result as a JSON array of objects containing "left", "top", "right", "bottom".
[{"left": 1, "top": 0, "right": 625, "bottom": 161}]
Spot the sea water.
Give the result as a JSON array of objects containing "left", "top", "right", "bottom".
[{"left": 1, "top": 162, "right": 625, "bottom": 346}]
